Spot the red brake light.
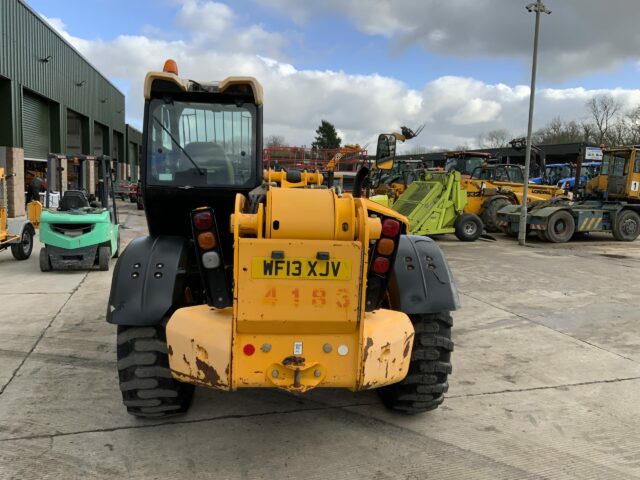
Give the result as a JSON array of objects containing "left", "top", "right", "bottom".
[
  {"left": 372, "top": 257, "right": 390, "bottom": 275},
  {"left": 193, "top": 211, "right": 213, "bottom": 230},
  {"left": 382, "top": 219, "right": 400, "bottom": 237}
]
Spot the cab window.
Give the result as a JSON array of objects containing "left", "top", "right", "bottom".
[{"left": 147, "top": 98, "right": 257, "bottom": 187}]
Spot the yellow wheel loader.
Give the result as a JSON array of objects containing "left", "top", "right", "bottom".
[
  {"left": 107, "top": 61, "right": 458, "bottom": 417},
  {"left": 460, "top": 164, "right": 565, "bottom": 232}
]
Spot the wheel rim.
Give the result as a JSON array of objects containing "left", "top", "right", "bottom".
[
  {"left": 463, "top": 222, "right": 477, "bottom": 236},
  {"left": 621, "top": 218, "right": 638, "bottom": 236},
  {"left": 21, "top": 231, "right": 32, "bottom": 253},
  {"left": 553, "top": 219, "right": 567, "bottom": 235}
]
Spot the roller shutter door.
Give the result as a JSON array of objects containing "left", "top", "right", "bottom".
[{"left": 22, "top": 92, "right": 50, "bottom": 160}]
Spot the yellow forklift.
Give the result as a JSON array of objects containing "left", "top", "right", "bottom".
[
  {"left": 106, "top": 61, "right": 458, "bottom": 417},
  {"left": 0, "top": 168, "right": 36, "bottom": 260}
]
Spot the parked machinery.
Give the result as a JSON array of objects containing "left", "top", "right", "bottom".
[
  {"left": 372, "top": 170, "right": 483, "bottom": 242},
  {"left": 0, "top": 168, "right": 35, "bottom": 260},
  {"left": 461, "top": 164, "right": 565, "bottom": 232},
  {"left": 106, "top": 61, "right": 458, "bottom": 417},
  {"left": 39, "top": 154, "right": 120, "bottom": 271},
  {"left": 498, "top": 146, "right": 640, "bottom": 242}
]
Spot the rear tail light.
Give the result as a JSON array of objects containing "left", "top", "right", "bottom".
[
  {"left": 376, "top": 238, "right": 395, "bottom": 256},
  {"left": 190, "top": 207, "right": 231, "bottom": 309},
  {"left": 197, "top": 231, "right": 217, "bottom": 250},
  {"left": 366, "top": 216, "right": 404, "bottom": 312},
  {"left": 193, "top": 211, "right": 213, "bottom": 230},
  {"left": 381, "top": 219, "right": 400, "bottom": 237},
  {"left": 202, "top": 251, "right": 220, "bottom": 269},
  {"left": 372, "top": 257, "right": 390, "bottom": 274}
]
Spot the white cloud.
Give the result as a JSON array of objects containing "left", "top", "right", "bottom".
[
  {"left": 258, "top": 0, "right": 640, "bottom": 81},
  {"left": 40, "top": 5, "right": 640, "bottom": 152}
]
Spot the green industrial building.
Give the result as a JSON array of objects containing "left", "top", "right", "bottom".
[{"left": 0, "top": 0, "right": 141, "bottom": 217}]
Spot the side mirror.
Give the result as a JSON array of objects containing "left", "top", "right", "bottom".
[{"left": 376, "top": 134, "right": 396, "bottom": 171}]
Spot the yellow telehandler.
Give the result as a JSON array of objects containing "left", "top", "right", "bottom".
[{"left": 106, "top": 61, "right": 458, "bottom": 417}]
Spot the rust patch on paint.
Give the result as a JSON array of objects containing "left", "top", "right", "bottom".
[
  {"left": 363, "top": 337, "right": 374, "bottom": 362},
  {"left": 171, "top": 369, "right": 228, "bottom": 389},
  {"left": 182, "top": 354, "right": 190, "bottom": 365},
  {"left": 402, "top": 332, "right": 415, "bottom": 359},
  {"left": 196, "top": 357, "right": 221, "bottom": 386},
  {"left": 167, "top": 344, "right": 173, "bottom": 356}
]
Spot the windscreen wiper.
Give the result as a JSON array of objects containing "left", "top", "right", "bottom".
[{"left": 153, "top": 116, "right": 205, "bottom": 175}]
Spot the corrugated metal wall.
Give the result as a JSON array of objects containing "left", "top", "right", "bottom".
[{"left": 0, "top": 0, "right": 125, "bottom": 152}]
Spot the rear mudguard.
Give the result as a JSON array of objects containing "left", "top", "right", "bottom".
[
  {"left": 388, "top": 235, "right": 459, "bottom": 314},
  {"left": 7, "top": 218, "right": 34, "bottom": 240},
  {"left": 107, "top": 235, "right": 189, "bottom": 325}
]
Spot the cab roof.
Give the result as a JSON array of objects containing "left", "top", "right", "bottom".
[{"left": 144, "top": 71, "right": 264, "bottom": 105}]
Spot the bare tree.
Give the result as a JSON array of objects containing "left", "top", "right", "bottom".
[
  {"left": 478, "top": 129, "right": 511, "bottom": 149},
  {"left": 453, "top": 143, "right": 470, "bottom": 151},
  {"left": 580, "top": 122, "right": 597, "bottom": 144},
  {"left": 407, "top": 145, "right": 428, "bottom": 155},
  {"left": 265, "top": 134, "right": 286, "bottom": 147},
  {"left": 533, "top": 117, "right": 583, "bottom": 144},
  {"left": 586, "top": 94, "right": 621, "bottom": 144},
  {"left": 626, "top": 105, "right": 640, "bottom": 145}
]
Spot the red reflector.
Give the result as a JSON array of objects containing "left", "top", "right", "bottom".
[
  {"left": 372, "top": 257, "right": 390, "bottom": 275},
  {"left": 193, "top": 211, "right": 213, "bottom": 230},
  {"left": 243, "top": 344, "right": 255, "bottom": 356},
  {"left": 382, "top": 219, "right": 400, "bottom": 237}
]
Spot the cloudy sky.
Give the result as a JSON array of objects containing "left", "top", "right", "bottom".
[{"left": 29, "top": 0, "right": 640, "bottom": 151}]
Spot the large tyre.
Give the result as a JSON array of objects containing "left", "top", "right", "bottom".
[
  {"left": 117, "top": 325, "right": 194, "bottom": 417},
  {"left": 11, "top": 225, "right": 34, "bottom": 260},
  {"left": 613, "top": 209, "right": 640, "bottom": 242},
  {"left": 482, "top": 198, "right": 510, "bottom": 233},
  {"left": 39, "top": 247, "right": 52, "bottom": 271},
  {"left": 378, "top": 312, "right": 453, "bottom": 414},
  {"left": 545, "top": 210, "right": 575, "bottom": 243},
  {"left": 98, "top": 246, "right": 111, "bottom": 271},
  {"left": 454, "top": 213, "right": 483, "bottom": 242}
]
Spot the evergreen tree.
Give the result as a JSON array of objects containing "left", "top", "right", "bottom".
[{"left": 312, "top": 120, "right": 342, "bottom": 149}]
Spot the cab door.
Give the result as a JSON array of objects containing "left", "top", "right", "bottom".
[
  {"left": 627, "top": 150, "right": 640, "bottom": 200},
  {"left": 608, "top": 153, "right": 629, "bottom": 197}
]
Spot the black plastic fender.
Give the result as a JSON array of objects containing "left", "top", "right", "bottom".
[
  {"left": 107, "top": 235, "right": 189, "bottom": 325},
  {"left": 388, "top": 235, "right": 459, "bottom": 314}
]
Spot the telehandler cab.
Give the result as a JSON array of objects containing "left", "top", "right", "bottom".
[{"left": 107, "top": 61, "right": 458, "bottom": 417}]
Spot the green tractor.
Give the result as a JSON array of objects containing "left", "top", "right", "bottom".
[{"left": 39, "top": 154, "right": 120, "bottom": 271}]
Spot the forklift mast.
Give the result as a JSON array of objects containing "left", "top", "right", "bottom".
[{"left": 45, "top": 154, "right": 118, "bottom": 222}]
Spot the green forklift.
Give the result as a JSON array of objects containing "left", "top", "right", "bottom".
[{"left": 39, "top": 153, "right": 120, "bottom": 271}]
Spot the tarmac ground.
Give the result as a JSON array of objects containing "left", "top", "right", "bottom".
[{"left": 1, "top": 200, "right": 639, "bottom": 479}]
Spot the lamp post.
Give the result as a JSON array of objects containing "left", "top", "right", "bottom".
[{"left": 518, "top": 0, "right": 551, "bottom": 246}]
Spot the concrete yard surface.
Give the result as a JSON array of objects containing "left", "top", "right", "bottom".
[{"left": 1, "top": 201, "right": 640, "bottom": 479}]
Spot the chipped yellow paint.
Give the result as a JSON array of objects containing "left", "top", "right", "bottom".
[{"left": 358, "top": 309, "right": 414, "bottom": 390}]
